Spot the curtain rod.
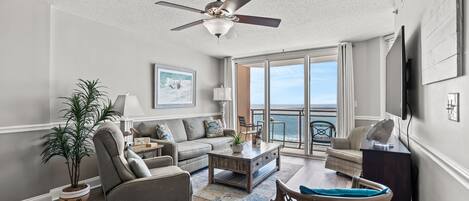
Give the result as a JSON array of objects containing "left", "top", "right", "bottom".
[{"left": 232, "top": 45, "right": 338, "bottom": 61}]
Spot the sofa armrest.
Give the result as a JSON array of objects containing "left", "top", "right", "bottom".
[
  {"left": 107, "top": 170, "right": 191, "bottom": 201},
  {"left": 150, "top": 139, "right": 178, "bottom": 166},
  {"left": 331, "top": 138, "right": 350, "bottom": 149},
  {"left": 144, "top": 156, "right": 173, "bottom": 169},
  {"left": 223, "top": 128, "right": 236, "bottom": 137}
]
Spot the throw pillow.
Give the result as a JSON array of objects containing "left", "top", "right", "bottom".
[
  {"left": 156, "top": 123, "right": 175, "bottom": 142},
  {"left": 300, "top": 186, "right": 389, "bottom": 197},
  {"left": 366, "top": 119, "right": 394, "bottom": 144},
  {"left": 126, "top": 149, "right": 151, "bottom": 178},
  {"left": 204, "top": 119, "right": 224, "bottom": 138}
]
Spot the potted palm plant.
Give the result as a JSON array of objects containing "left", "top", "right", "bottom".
[
  {"left": 42, "top": 79, "right": 118, "bottom": 201},
  {"left": 231, "top": 133, "right": 245, "bottom": 153}
]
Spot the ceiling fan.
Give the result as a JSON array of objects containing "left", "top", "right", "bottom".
[{"left": 155, "top": 0, "right": 281, "bottom": 38}]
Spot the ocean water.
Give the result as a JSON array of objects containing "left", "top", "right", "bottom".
[{"left": 250, "top": 104, "right": 337, "bottom": 142}]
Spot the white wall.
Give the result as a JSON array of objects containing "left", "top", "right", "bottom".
[
  {"left": 0, "top": 1, "right": 222, "bottom": 200},
  {"left": 0, "top": 0, "right": 51, "bottom": 126},
  {"left": 51, "top": 8, "right": 220, "bottom": 120},
  {"left": 393, "top": 0, "right": 469, "bottom": 200},
  {"left": 353, "top": 37, "right": 386, "bottom": 125}
]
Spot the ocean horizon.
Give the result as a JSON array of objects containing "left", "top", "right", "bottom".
[{"left": 248, "top": 103, "right": 337, "bottom": 142}]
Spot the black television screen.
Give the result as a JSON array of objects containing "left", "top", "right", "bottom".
[{"left": 386, "top": 26, "right": 407, "bottom": 120}]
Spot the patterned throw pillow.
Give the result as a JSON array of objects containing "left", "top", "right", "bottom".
[
  {"left": 156, "top": 124, "right": 175, "bottom": 142},
  {"left": 204, "top": 119, "right": 224, "bottom": 138}
]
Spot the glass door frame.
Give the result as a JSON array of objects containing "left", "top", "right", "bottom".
[{"left": 233, "top": 47, "right": 338, "bottom": 156}]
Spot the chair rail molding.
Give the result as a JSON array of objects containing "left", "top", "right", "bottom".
[
  {"left": 355, "top": 115, "right": 382, "bottom": 121},
  {"left": 409, "top": 134, "right": 469, "bottom": 190},
  {"left": 394, "top": 123, "right": 469, "bottom": 190},
  {"left": 0, "top": 112, "right": 222, "bottom": 135}
]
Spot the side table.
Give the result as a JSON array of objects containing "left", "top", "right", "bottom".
[{"left": 131, "top": 143, "right": 164, "bottom": 159}]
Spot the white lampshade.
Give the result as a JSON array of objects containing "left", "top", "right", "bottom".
[
  {"left": 203, "top": 18, "right": 234, "bottom": 38},
  {"left": 113, "top": 94, "right": 144, "bottom": 117},
  {"left": 213, "top": 87, "right": 232, "bottom": 101}
]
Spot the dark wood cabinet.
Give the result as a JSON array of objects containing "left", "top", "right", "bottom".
[{"left": 361, "top": 136, "right": 412, "bottom": 201}]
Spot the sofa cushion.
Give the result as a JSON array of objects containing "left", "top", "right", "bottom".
[
  {"left": 183, "top": 117, "right": 212, "bottom": 140},
  {"left": 193, "top": 137, "right": 233, "bottom": 150},
  {"left": 136, "top": 120, "right": 187, "bottom": 142},
  {"left": 160, "top": 120, "right": 187, "bottom": 142},
  {"left": 149, "top": 165, "right": 186, "bottom": 177},
  {"left": 136, "top": 122, "right": 157, "bottom": 137},
  {"left": 326, "top": 148, "right": 362, "bottom": 164},
  {"left": 177, "top": 141, "right": 211, "bottom": 161}
]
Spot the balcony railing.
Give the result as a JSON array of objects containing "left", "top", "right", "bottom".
[{"left": 250, "top": 107, "right": 337, "bottom": 149}]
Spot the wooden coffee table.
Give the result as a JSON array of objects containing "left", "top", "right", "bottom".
[{"left": 207, "top": 142, "right": 281, "bottom": 193}]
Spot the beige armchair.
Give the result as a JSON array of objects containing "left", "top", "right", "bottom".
[
  {"left": 93, "top": 122, "right": 192, "bottom": 201},
  {"left": 325, "top": 126, "right": 370, "bottom": 177},
  {"left": 272, "top": 177, "right": 393, "bottom": 201}
]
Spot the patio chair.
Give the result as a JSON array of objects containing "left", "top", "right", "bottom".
[
  {"left": 272, "top": 177, "right": 393, "bottom": 201},
  {"left": 309, "top": 121, "right": 336, "bottom": 153},
  {"left": 238, "top": 116, "right": 260, "bottom": 140}
]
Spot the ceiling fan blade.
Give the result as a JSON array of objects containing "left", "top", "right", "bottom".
[
  {"left": 155, "top": 1, "right": 205, "bottom": 14},
  {"left": 236, "top": 15, "right": 281, "bottom": 28},
  {"left": 218, "top": 0, "right": 251, "bottom": 14},
  {"left": 170, "top": 20, "right": 204, "bottom": 31}
]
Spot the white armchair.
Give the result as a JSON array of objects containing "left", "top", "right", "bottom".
[{"left": 325, "top": 126, "right": 370, "bottom": 177}]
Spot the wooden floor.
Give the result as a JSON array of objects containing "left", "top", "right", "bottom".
[
  {"left": 282, "top": 155, "right": 351, "bottom": 190},
  {"left": 88, "top": 155, "right": 351, "bottom": 201}
]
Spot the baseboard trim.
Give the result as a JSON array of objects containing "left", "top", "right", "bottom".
[
  {"left": 23, "top": 177, "right": 101, "bottom": 201},
  {"left": 408, "top": 135, "right": 469, "bottom": 189},
  {"left": 355, "top": 115, "right": 382, "bottom": 121},
  {"left": 1, "top": 112, "right": 222, "bottom": 135}
]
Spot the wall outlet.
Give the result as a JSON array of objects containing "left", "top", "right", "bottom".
[{"left": 447, "top": 93, "right": 459, "bottom": 122}]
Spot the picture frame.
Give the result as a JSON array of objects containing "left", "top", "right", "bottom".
[{"left": 154, "top": 64, "right": 196, "bottom": 108}]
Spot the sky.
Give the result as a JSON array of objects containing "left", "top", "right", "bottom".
[{"left": 250, "top": 61, "right": 337, "bottom": 106}]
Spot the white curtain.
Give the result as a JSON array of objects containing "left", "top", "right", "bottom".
[
  {"left": 222, "top": 57, "right": 235, "bottom": 129},
  {"left": 337, "top": 42, "right": 355, "bottom": 137}
]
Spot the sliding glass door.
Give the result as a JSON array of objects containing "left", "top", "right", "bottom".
[
  {"left": 234, "top": 48, "right": 338, "bottom": 157},
  {"left": 268, "top": 59, "right": 305, "bottom": 155},
  {"left": 308, "top": 57, "right": 338, "bottom": 157}
]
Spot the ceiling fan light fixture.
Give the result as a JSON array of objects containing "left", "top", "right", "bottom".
[{"left": 203, "top": 18, "right": 234, "bottom": 38}]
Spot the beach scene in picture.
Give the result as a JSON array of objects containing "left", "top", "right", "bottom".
[{"left": 156, "top": 66, "right": 195, "bottom": 107}]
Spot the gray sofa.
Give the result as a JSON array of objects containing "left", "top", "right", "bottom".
[
  {"left": 93, "top": 122, "right": 192, "bottom": 201},
  {"left": 135, "top": 116, "right": 235, "bottom": 172}
]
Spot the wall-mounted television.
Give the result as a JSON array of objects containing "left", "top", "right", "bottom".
[{"left": 386, "top": 26, "right": 408, "bottom": 120}]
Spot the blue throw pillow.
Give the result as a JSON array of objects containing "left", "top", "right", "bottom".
[
  {"left": 204, "top": 119, "right": 224, "bottom": 138},
  {"left": 300, "top": 186, "right": 388, "bottom": 197},
  {"left": 156, "top": 123, "right": 175, "bottom": 142}
]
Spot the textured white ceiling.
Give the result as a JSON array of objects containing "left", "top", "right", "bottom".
[{"left": 50, "top": 0, "right": 395, "bottom": 58}]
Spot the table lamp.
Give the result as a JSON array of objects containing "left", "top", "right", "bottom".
[
  {"left": 213, "top": 85, "right": 232, "bottom": 127},
  {"left": 113, "top": 93, "right": 144, "bottom": 145}
]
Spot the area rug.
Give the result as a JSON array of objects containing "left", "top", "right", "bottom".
[{"left": 192, "top": 162, "right": 302, "bottom": 201}]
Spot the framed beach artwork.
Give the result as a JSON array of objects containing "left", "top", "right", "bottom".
[{"left": 154, "top": 64, "right": 196, "bottom": 108}]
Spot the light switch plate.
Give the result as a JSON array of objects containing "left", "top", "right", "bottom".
[{"left": 447, "top": 93, "right": 459, "bottom": 122}]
